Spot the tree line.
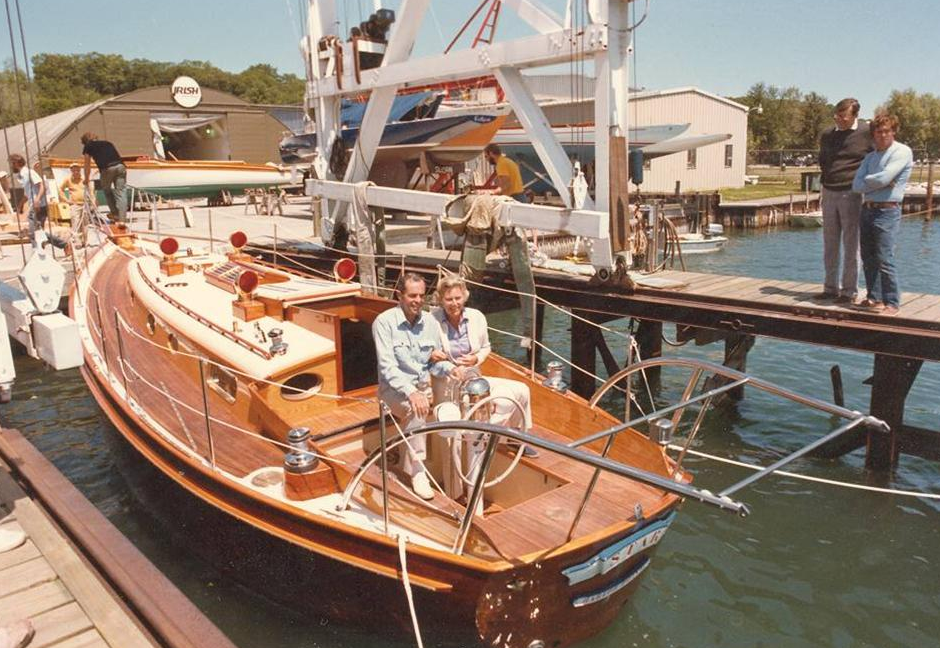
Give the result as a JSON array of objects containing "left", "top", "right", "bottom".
[
  {"left": 0, "top": 52, "right": 305, "bottom": 128},
  {"left": 2, "top": 57, "right": 938, "bottom": 159},
  {"left": 735, "top": 83, "right": 940, "bottom": 158}
]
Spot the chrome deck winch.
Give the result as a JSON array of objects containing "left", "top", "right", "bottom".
[
  {"left": 542, "top": 360, "right": 568, "bottom": 393},
  {"left": 283, "top": 426, "right": 318, "bottom": 472}
]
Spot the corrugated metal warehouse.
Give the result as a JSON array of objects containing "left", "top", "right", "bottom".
[
  {"left": 0, "top": 85, "right": 290, "bottom": 165},
  {"left": 518, "top": 75, "right": 749, "bottom": 193}
]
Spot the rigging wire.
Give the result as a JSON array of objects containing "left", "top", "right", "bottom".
[{"left": 13, "top": 0, "right": 41, "bottom": 164}]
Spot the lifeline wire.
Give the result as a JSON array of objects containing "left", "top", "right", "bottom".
[{"left": 669, "top": 444, "right": 940, "bottom": 501}]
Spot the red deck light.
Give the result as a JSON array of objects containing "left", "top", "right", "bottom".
[
  {"left": 159, "top": 237, "right": 179, "bottom": 256},
  {"left": 230, "top": 231, "right": 248, "bottom": 250},
  {"left": 237, "top": 269, "right": 260, "bottom": 295},
  {"left": 333, "top": 258, "right": 357, "bottom": 283}
]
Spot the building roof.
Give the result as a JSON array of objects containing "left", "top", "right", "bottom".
[
  {"left": 0, "top": 99, "right": 108, "bottom": 165},
  {"left": 631, "top": 86, "right": 749, "bottom": 112},
  {"left": 522, "top": 73, "right": 748, "bottom": 112}
]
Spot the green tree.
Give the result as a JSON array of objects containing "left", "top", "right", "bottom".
[
  {"left": 797, "top": 91, "right": 831, "bottom": 150},
  {"left": 4, "top": 53, "right": 304, "bottom": 127},
  {"left": 881, "top": 89, "right": 940, "bottom": 157},
  {"left": 735, "top": 82, "right": 804, "bottom": 152}
]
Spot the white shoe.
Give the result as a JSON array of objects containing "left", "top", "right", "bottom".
[
  {"left": 0, "top": 619, "right": 34, "bottom": 648},
  {"left": 0, "top": 526, "right": 26, "bottom": 553},
  {"left": 411, "top": 472, "right": 434, "bottom": 501}
]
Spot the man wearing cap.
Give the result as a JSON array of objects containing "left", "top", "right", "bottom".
[{"left": 81, "top": 132, "right": 126, "bottom": 222}]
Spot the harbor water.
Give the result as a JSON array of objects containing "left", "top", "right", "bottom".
[{"left": 2, "top": 219, "right": 939, "bottom": 648}]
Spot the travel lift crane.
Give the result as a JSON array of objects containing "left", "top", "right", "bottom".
[{"left": 303, "top": 0, "right": 650, "bottom": 284}]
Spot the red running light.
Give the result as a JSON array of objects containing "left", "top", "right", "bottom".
[
  {"left": 237, "top": 269, "right": 259, "bottom": 294},
  {"left": 333, "top": 258, "right": 357, "bottom": 282},
  {"left": 230, "top": 231, "right": 248, "bottom": 249},
  {"left": 159, "top": 237, "right": 179, "bottom": 256}
]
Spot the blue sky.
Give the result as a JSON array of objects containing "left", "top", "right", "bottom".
[{"left": 10, "top": 0, "right": 939, "bottom": 116}]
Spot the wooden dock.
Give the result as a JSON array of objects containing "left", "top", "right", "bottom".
[{"left": 0, "top": 428, "right": 238, "bottom": 648}]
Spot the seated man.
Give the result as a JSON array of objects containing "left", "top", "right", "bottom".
[
  {"left": 59, "top": 162, "right": 95, "bottom": 210},
  {"left": 372, "top": 272, "right": 462, "bottom": 500}
]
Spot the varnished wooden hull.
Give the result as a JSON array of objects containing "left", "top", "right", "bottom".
[{"left": 73, "top": 242, "right": 681, "bottom": 647}]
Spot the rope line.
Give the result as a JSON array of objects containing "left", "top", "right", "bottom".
[{"left": 668, "top": 444, "right": 940, "bottom": 500}]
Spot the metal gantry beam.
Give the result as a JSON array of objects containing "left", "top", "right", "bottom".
[
  {"left": 306, "top": 178, "right": 613, "bottom": 268},
  {"left": 493, "top": 66, "right": 594, "bottom": 210},
  {"left": 307, "top": 24, "right": 608, "bottom": 99}
]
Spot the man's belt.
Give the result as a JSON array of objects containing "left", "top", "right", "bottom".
[{"left": 864, "top": 201, "right": 900, "bottom": 208}]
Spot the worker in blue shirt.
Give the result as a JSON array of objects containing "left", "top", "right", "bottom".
[{"left": 851, "top": 113, "right": 913, "bottom": 316}]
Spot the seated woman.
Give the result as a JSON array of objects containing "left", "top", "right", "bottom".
[{"left": 429, "top": 274, "right": 535, "bottom": 456}]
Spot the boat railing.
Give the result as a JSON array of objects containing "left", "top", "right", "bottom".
[
  {"left": 340, "top": 413, "right": 751, "bottom": 556},
  {"left": 556, "top": 356, "right": 888, "bottom": 532},
  {"left": 86, "top": 306, "right": 353, "bottom": 474}
]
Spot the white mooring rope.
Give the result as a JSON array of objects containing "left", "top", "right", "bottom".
[{"left": 398, "top": 534, "right": 425, "bottom": 648}]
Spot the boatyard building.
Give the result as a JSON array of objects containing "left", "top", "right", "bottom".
[
  {"left": 521, "top": 77, "right": 749, "bottom": 193},
  {"left": 0, "top": 85, "right": 291, "bottom": 165}
]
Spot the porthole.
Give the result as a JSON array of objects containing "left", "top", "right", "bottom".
[
  {"left": 146, "top": 313, "right": 156, "bottom": 335},
  {"left": 280, "top": 373, "right": 323, "bottom": 401},
  {"left": 167, "top": 333, "right": 179, "bottom": 352}
]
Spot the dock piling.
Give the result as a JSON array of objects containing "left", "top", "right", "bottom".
[{"left": 866, "top": 354, "right": 923, "bottom": 470}]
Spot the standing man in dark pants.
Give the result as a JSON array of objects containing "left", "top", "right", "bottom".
[
  {"left": 817, "top": 98, "right": 873, "bottom": 304},
  {"left": 851, "top": 114, "right": 913, "bottom": 317},
  {"left": 81, "top": 132, "right": 127, "bottom": 222}
]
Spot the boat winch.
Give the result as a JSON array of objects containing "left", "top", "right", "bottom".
[
  {"left": 542, "top": 360, "right": 568, "bottom": 393},
  {"left": 268, "top": 328, "right": 288, "bottom": 355},
  {"left": 283, "top": 427, "right": 321, "bottom": 501}
]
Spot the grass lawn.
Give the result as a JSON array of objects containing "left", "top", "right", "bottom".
[{"left": 720, "top": 182, "right": 804, "bottom": 201}]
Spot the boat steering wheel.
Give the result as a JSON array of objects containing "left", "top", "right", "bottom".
[{"left": 449, "top": 395, "right": 528, "bottom": 489}]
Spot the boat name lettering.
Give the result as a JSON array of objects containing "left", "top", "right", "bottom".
[
  {"left": 561, "top": 512, "right": 675, "bottom": 586},
  {"left": 571, "top": 557, "right": 650, "bottom": 608}
]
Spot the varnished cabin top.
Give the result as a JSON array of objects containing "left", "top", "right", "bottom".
[{"left": 128, "top": 251, "right": 360, "bottom": 379}]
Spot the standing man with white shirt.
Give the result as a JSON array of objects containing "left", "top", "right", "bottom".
[
  {"left": 816, "top": 98, "right": 873, "bottom": 303},
  {"left": 851, "top": 114, "right": 913, "bottom": 317}
]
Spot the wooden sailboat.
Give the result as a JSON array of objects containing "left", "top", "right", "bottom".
[{"left": 72, "top": 226, "right": 749, "bottom": 647}]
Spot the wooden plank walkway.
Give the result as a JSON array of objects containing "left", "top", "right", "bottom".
[
  {"left": 0, "top": 458, "right": 153, "bottom": 648},
  {"left": 0, "top": 429, "right": 239, "bottom": 648}
]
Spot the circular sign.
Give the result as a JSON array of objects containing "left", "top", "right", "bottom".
[{"left": 170, "top": 76, "right": 202, "bottom": 108}]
